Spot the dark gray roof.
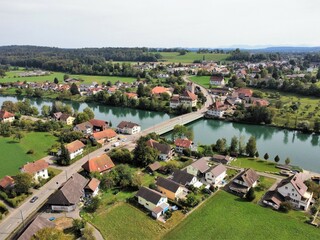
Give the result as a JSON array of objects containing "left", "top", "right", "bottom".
[
  {"left": 172, "top": 170, "right": 195, "bottom": 186},
  {"left": 47, "top": 173, "right": 89, "bottom": 206},
  {"left": 234, "top": 168, "right": 259, "bottom": 187},
  {"left": 208, "top": 164, "right": 227, "bottom": 177},
  {"left": 136, "top": 186, "right": 164, "bottom": 205},
  {"left": 18, "top": 216, "right": 55, "bottom": 240},
  {"left": 156, "top": 177, "right": 181, "bottom": 193}
]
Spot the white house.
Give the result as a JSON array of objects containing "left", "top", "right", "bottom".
[
  {"left": 20, "top": 159, "right": 49, "bottom": 182},
  {"left": 65, "top": 140, "right": 85, "bottom": 160},
  {"left": 116, "top": 121, "right": 141, "bottom": 135},
  {"left": 146, "top": 139, "right": 174, "bottom": 161},
  {"left": 171, "top": 170, "right": 198, "bottom": 187},
  {"left": 136, "top": 186, "right": 169, "bottom": 219},
  {"left": 170, "top": 91, "right": 198, "bottom": 109},
  {"left": 186, "top": 158, "right": 210, "bottom": 177},
  {"left": 205, "top": 164, "right": 227, "bottom": 186},
  {"left": 84, "top": 178, "right": 100, "bottom": 197},
  {"left": 174, "top": 138, "right": 193, "bottom": 153},
  {"left": 207, "top": 101, "right": 228, "bottom": 118},
  {"left": 73, "top": 121, "right": 93, "bottom": 135},
  {"left": 0, "top": 110, "right": 15, "bottom": 123},
  {"left": 210, "top": 75, "right": 225, "bottom": 86}
]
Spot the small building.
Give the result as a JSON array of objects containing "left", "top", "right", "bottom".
[
  {"left": 0, "top": 110, "right": 15, "bottom": 123},
  {"left": 147, "top": 162, "right": 162, "bottom": 173},
  {"left": 47, "top": 173, "right": 89, "bottom": 212},
  {"left": 174, "top": 138, "right": 193, "bottom": 153},
  {"left": 235, "top": 88, "right": 253, "bottom": 98},
  {"left": 65, "top": 140, "right": 85, "bottom": 160},
  {"left": 59, "top": 113, "right": 75, "bottom": 125},
  {"left": 0, "top": 175, "right": 15, "bottom": 191},
  {"left": 73, "top": 121, "right": 93, "bottom": 135},
  {"left": 124, "top": 92, "right": 138, "bottom": 99},
  {"left": 229, "top": 168, "right": 259, "bottom": 196},
  {"left": 84, "top": 178, "right": 100, "bottom": 197},
  {"left": 117, "top": 121, "right": 141, "bottom": 135},
  {"left": 212, "top": 154, "right": 234, "bottom": 165},
  {"left": 210, "top": 75, "right": 225, "bottom": 86},
  {"left": 20, "top": 159, "right": 49, "bottom": 182},
  {"left": 151, "top": 86, "right": 172, "bottom": 96},
  {"left": 89, "top": 119, "right": 108, "bottom": 132},
  {"left": 205, "top": 164, "right": 227, "bottom": 186},
  {"left": 82, "top": 154, "right": 115, "bottom": 174},
  {"left": 92, "top": 129, "right": 117, "bottom": 144},
  {"left": 171, "top": 170, "right": 198, "bottom": 187},
  {"left": 136, "top": 186, "right": 169, "bottom": 219},
  {"left": 186, "top": 158, "right": 210, "bottom": 177},
  {"left": 156, "top": 177, "right": 185, "bottom": 200},
  {"left": 146, "top": 139, "right": 174, "bottom": 161}
]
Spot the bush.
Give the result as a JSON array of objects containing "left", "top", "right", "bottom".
[
  {"left": 279, "top": 201, "right": 293, "bottom": 213},
  {"left": 149, "top": 183, "right": 156, "bottom": 190},
  {"left": 245, "top": 188, "right": 256, "bottom": 202},
  {"left": 26, "top": 149, "right": 34, "bottom": 154}
]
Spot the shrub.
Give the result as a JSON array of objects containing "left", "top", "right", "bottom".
[
  {"left": 26, "top": 149, "right": 34, "bottom": 154},
  {"left": 245, "top": 188, "right": 256, "bottom": 202},
  {"left": 279, "top": 201, "right": 293, "bottom": 213}
]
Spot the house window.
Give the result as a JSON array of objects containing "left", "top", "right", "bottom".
[
  {"left": 285, "top": 186, "right": 288, "bottom": 189},
  {"left": 146, "top": 203, "right": 149, "bottom": 206},
  {"left": 292, "top": 189, "right": 294, "bottom": 192}
]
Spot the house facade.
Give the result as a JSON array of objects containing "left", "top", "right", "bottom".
[
  {"left": 92, "top": 129, "right": 117, "bottom": 144},
  {"left": 65, "top": 140, "right": 85, "bottom": 160},
  {"left": 146, "top": 139, "right": 174, "bottom": 161},
  {"left": 170, "top": 91, "right": 198, "bottom": 109},
  {"left": 0, "top": 110, "right": 15, "bottom": 123},
  {"left": 229, "top": 168, "right": 259, "bottom": 196},
  {"left": 207, "top": 101, "right": 228, "bottom": 118},
  {"left": 156, "top": 177, "right": 184, "bottom": 200},
  {"left": 186, "top": 158, "right": 210, "bottom": 177},
  {"left": 20, "top": 159, "right": 49, "bottom": 182},
  {"left": 116, "top": 121, "right": 141, "bottom": 135},
  {"left": 205, "top": 164, "right": 227, "bottom": 186},
  {"left": 174, "top": 138, "right": 193, "bottom": 153},
  {"left": 73, "top": 121, "right": 93, "bottom": 135},
  {"left": 84, "top": 178, "right": 100, "bottom": 197},
  {"left": 210, "top": 75, "right": 225, "bottom": 86}
]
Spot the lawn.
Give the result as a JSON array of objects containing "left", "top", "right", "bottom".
[
  {"left": 155, "top": 52, "right": 229, "bottom": 63},
  {"left": 164, "top": 191, "right": 319, "bottom": 240},
  {"left": 230, "top": 157, "right": 280, "bottom": 173},
  {"left": 189, "top": 76, "right": 211, "bottom": 88},
  {"left": 254, "top": 176, "right": 276, "bottom": 203},
  {"left": 0, "top": 132, "right": 57, "bottom": 178},
  {"left": 1, "top": 70, "right": 136, "bottom": 84}
]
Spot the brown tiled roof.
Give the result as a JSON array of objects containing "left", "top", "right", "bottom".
[
  {"left": 74, "top": 121, "right": 93, "bottom": 131},
  {"left": 208, "top": 164, "right": 227, "bottom": 177},
  {"left": 65, "top": 140, "right": 85, "bottom": 154},
  {"left": 89, "top": 119, "right": 108, "bottom": 127},
  {"left": 93, "top": 129, "right": 117, "bottom": 140},
  {"left": 172, "top": 170, "right": 195, "bottom": 186},
  {"left": 146, "top": 139, "right": 171, "bottom": 154},
  {"left": 0, "top": 175, "right": 15, "bottom": 189},
  {"left": 136, "top": 186, "right": 165, "bottom": 205},
  {"left": 181, "top": 90, "right": 197, "bottom": 101},
  {"left": 210, "top": 75, "right": 224, "bottom": 82},
  {"left": 0, "top": 110, "right": 15, "bottom": 119},
  {"left": 148, "top": 161, "right": 162, "bottom": 172},
  {"left": 174, "top": 138, "right": 192, "bottom": 148},
  {"left": 117, "top": 121, "right": 140, "bottom": 129},
  {"left": 82, "top": 154, "right": 115, "bottom": 173},
  {"left": 235, "top": 88, "right": 253, "bottom": 97},
  {"left": 85, "top": 178, "right": 100, "bottom": 192},
  {"left": 59, "top": 113, "right": 72, "bottom": 121},
  {"left": 264, "top": 190, "right": 285, "bottom": 206},
  {"left": 18, "top": 216, "right": 55, "bottom": 240},
  {"left": 190, "top": 158, "right": 210, "bottom": 173},
  {"left": 21, "top": 159, "right": 49, "bottom": 174},
  {"left": 235, "top": 168, "right": 259, "bottom": 187},
  {"left": 212, "top": 154, "right": 232, "bottom": 163},
  {"left": 156, "top": 177, "right": 181, "bottom": 193}
]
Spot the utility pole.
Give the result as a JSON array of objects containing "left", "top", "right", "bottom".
[{"left": 20, "top": 210, "right": 25, "bottom": 228}]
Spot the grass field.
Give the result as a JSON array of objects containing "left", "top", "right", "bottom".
[
  {"left": 164, "top": 191, "right": 319, "bottom": 240},
  {"left": 230, "top": 157, "right": 280, "bottom": 173},
  {"left": 189, "top": 76, "right": 211, "bottom": 88},
  {"left": 0, "top": 132, "right": 57, "bottom": 178},
  {"left": 1, "top": 70, "right": 136, "bottom": 84},
  {"left": 254, "top": 176, "right": 276, "bottom": 203},
  {"left": 155, "top": 52, "right": 230, "bottom": 63}
]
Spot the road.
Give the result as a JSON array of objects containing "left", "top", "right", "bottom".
[{"left": 0, "top": 76, "right": 212, "bottom": 239}]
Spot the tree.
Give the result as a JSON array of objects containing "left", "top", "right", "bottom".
[
  {"left": 264, "top": 153, "right": 269, "bottom": 160},
  {"left": 137, "top": 83, "right": 145, "bottom": 98},
  {"left": 172, "top": 125, "right": 194, "bottom": 141},
  {"left": 317, "top": 67, "right": 320, "bottom": 80},
  {"left": 14, "top": 131, "right": 24, "bottom": 142},
  {"left": 285, "top": 157, "right": 291, "bottom": 165},
  {"left": 63, "top": 74, "right": 70, "bottom": 81},
  {"left": 84, "top": 196, "right": 101, "bottom": 213},
  {"left": 70, "top": 83, "right": 80, "bottom": 95},
  {"left": 215, "top": 138, "right": 227, "bottom": 154},
  {"left": 41, "top": 105, "right": 51, "bottom": 117},
  {"left": 246, "top": 136, "right": 257, "bottom": 157},
  {"left": 279, "top": 201, "right": 292, "bottom": 213},
  {"left": 15, "top": 89, "right": 22, "bottom": 95},
  {"left": 133, "top": 138, "right": 159, "bottom": 167},
  {"left": 229, "top": 136, "right": 238, "bottom": 154},
  {"left": 58, "top": 143, "right": 71, "bottom": 166},
  {"left": 54, "top": 77, "right": 59, "bottom": 84},
  {"left": 109, "top": 148, "right": 133, "bottom": 164},
  {"left": 75, "top": 112, "right": 90, "bottom": 124},
  {"left": 82, "top": 225, "right": 95, "bottom": 240},
  {"left": 274, "top": 155, "right": 280, "bottom": 163},
  {"left": 83, "top": 107, "right": 94, "bottom": 119},
  {"left": 255, "top": 151, "right": 259, "bottom": 158},
  {"left": 14, "top": 173, "right": 33, "bottom": 194},
  {"left": 246, "top": 187, "right": 255, "bottom": 201}
]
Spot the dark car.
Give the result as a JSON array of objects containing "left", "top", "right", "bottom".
[
  {"left": 104, "top": 148, "right": 110, "bottom": 152},
  {"left": 30, "top": 196, "right": 38, "bottom": 203}
]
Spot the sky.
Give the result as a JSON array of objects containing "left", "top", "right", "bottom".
[{"left": 0, "top": 0, "right": 319, "bottom": 48}]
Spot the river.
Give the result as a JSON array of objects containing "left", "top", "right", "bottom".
[{"left": 0, "top": 95, "right": 319, "bottom": 172}]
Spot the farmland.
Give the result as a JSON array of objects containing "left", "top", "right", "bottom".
[
  {"left": 0, "top": 132, "right": 57, "bottom": 178},
  {"left": 155, "top": 52, "right": 230, "bottom": 63}
]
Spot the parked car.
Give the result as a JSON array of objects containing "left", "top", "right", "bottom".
[
  {"left": 48, "top": 217, "right": 56, "bottom": 221},
  {"left": 30, "top": 196, "right": 38, "bottom": 203},
  {"left": 113, "top": 142, "right": 120, "bottom": 147},
  {"left": 104, "top": 148, "right": 110, "bottom": 152}
]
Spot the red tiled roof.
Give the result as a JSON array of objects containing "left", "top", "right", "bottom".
[
  {"left": 181, "top": 91, "right": 197, "bottom": 101},
  {"left": 93, "top": 129, "right": 117, "bottom": 140},
  {"left": 85, "top": 178, "right": 101, "bottom": 192},
  {"left": 152, "top": 86, "right": 169, "bottom": 95},
  {"left": 89, "top": 119, "right": 108, "bottom": 127},
  {"left": 82, "top": 154, "right": 115, "bottom": 173},
  {"left": 235, "top": 88, "right": 253, "bottom": 97},
  {"left": 0, "top": 110, "right": 15, "bottom": 119},
  {"left": 0, "top": 175, "right": 14, "bottom": 189},
  {"left": 65, "top": 140, "right": 85, "bottom": 153},
  {"left": 124, "top": 92, "right": 138, "bottom": 99},
  {"left": 21, "top": 159, "right": 49, "bottom": 174},
  {"left": 174, "top": 138, "right": 192, "bottom": 148}
]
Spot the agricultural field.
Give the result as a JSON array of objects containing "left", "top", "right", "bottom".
[
  {"left": 1, "top": 70, "right": 136, "bottom": 84},
  {"left": 0, "top": 132, "right": 57, "bottom": 178},
  {"left": 230, "top": 157, "right": 280, "bottom": 173},
  {"left": 164, "top": 191, "right": 319, "bottom": 240},
  {"left": 155, "top": 52, "right": 230, "bottom": 63}
]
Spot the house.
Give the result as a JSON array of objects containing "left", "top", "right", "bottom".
[
  {"left": 186, "top": 158, "right": 210, "bottom": 177},
  {"left": 84, "top": 178, "right": 100, "bottom": 197},
  {"left": 207, "top": 101, "right": 228, "bottom": 118},
  {"left": 136, "top": 186, "right": 169, "bottom": 219},
  {"left": 235, "top": 88, "right": 253, "bottom": 98},
  {"left": 20, "top": 159, "right": 49, "bottom": 182},
  {"left": 82, "top": 154, "right": 115, "bottom": 174},
  {"left": 117, "top": 121, "right": 141, "bottom": 135},
  {"left": 47, "top": 173, "right": 89, "bottom": 212},
  {"left": 124, "top": 92, "right": 138, "bottom": 99},
  {"left": 263, "top": 173, "right": 313, "bottom": 210},
  {"left": 156, "top": 177, "right": 185, "bottom": 200},
  {"left": 92, "top": 129, "right": 117, "bottom": 144},
  {"left": 210, "top": 75, "right": 225, "bottom": 86},
  {"left": 174, "top": 138, "right": 193, "bottom": 153},
  {"left": 0, "top": 110, "right": 15, "bottom": 123},
  {"left": 59, "top": 113, "right": 75, "bottom": 125},
  {"left": 205, "top": 164, "right": 227, "bottom": 186},
  {"left": 73, "top": 121, "right": 93, "bottom": 135},
  {"left": 53, "top": 112, "right": 62, "bottom": 121},
  {"left": 0, "top": 175, "right": 15, "bottom": 191},
  {"left": 212, "top": 154, "right": 234, "bottom": 165},
  {"left": 171, "top": 170, "right": 198, "bottom": 187},
  {"left": 229, "top": 168, "right": 259, "bottom": 196},
  {"left": 170, "top": 91, "right": 198, "bottom": 109},
  {"left": 147, "top": 162, "right": 162, "bottom": 173},
  {"left": 151, "top": 86, "right": 172, "bottom": 96},
  {"left": 65, "top": 140, "right": 85, "bottom": 160},
  {"left": 169, "top": 95, "right": 181, "bottom": 109},
  {"left": 146, "top": 139, "right": 174, "bottom": 161},
  {"left": 17, "top": 216, "right": 55, "bottom": 240},
  {"left": 89, "top": 119, "right": 108, "bottom": 132}
]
